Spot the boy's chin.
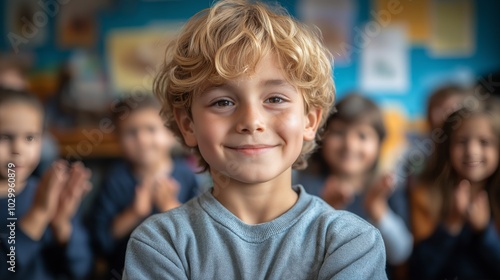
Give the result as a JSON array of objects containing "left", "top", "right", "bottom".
[{"left": 211, "top": 166, "right": 289, "bottom": 186}]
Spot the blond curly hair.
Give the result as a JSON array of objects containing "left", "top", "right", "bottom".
[{"left": 154, "top": 0, "right": 335, "bottom": 171}]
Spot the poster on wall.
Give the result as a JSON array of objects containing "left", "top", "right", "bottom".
[
  {"left": 297, "top": 0, "right": 357, "bottom": 66},
  {"left": 361, "top": 24, "right": 408, "bottom": 93},
  {"left": 429, "top": 0, "right": 474, "bottom": 57},
  {"left": 374, "top": 0, "right": 431, "bottom": 44},
  {"left": 5, "top": 0, "right": 48, "bottom": 52},
  {"left": 106, "top": 23, "right": 183, "bottom": 95},
  {"left": 56, "top": 0, "right": 108, "bottom": 48}
]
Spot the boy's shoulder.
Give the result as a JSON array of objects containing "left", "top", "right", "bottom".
[{"left": 130, "top": 186, "right": 379, "bottom": 246}]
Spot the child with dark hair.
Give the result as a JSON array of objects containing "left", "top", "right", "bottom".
[
  {"left": 0, "top": 88, "right": 92, "bottom": 279},
  {"left": 296, "top": 93, "right": 413, "bottom": 270},
  {"left": 90, "top": 94, "right": 199, "bottom": 278},
  {"left": 410, "top": 99, "right": 500, "bottom": 279}
]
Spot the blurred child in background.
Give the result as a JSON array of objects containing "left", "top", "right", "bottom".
[
  {"left": 90, "top": 95, "right": 199, "bottom": 278},
  {"left": 0, "top": 57, "right": 59, "bottom": 175},
  {"left": 296, "top": 94, "right": 413, "bottom": 271},
  {"left": 410, "top": 99, "right": 500, "bottom": 279},
  {"left": 0, "top": 88, "right": 92, "bottom": 280}
]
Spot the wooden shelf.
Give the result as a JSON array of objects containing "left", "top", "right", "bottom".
[{"left": 50, "top": 127, "right": 121, "bottom": 159}]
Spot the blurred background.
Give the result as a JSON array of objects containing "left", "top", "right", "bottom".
[{"left": 1, "top": 0, "right": 499, "bottom": 170}]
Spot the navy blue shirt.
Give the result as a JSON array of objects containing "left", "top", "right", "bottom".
[
  {"left": 0, "top": 177, "right": 92, "bottom": 280},
  {"left": 410, "top": 222, "right": 500, "bottom": 280},
  {"left": 90, "top": 158, "right": 199, "bottom": 277}
]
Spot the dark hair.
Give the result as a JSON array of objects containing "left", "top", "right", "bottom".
[
  {"left": 308, "top": 93, "right": 386, "bottom": 176},
  {"left": 424, "top": 98, "right": 500, "bottom": 223},
  {"left": 110, "top": 94, "right": 162, "bottom": 127},
  {"left": 426, "top": 85, "right": 468, "bottom": 127},
  {"left": 476, "top": 70, "right": 500, "bottom": 100},
  {"left": 0, "top": 87, "right": 44, "bottom": 115}
]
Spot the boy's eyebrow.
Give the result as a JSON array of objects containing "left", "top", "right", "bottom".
[
  {"left": 260, "top": 79, "right": 295, "bottom": 89},
  {"left": 212, "top": 79, "right": 295, "bottom": 90}
]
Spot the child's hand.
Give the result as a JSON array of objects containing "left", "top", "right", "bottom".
[
  {"left": 51, "top": 162, "right": 92, "bottom": 244},
  {"left": 321, "top": 176, "right": 354, "bottom": 209},
  {"left": 444, "top": 179, "right": 471, "bottom": 234},
  {"left": 19, "top": 160, "right": 68, "bottom": 240},
  {"left": 468, "top": 190, "right": 490, "bottom": 232},
  {"left": 154, "top": 177, "right": 181, "bottom": 212},
  {"left": 364, "top": 174, "right": 394, "bottom": 223},
  {"left": 132, "top": 178, "right": 155, "bottom": 218}
]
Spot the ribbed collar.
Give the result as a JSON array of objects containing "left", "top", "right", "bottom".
[{"left": 197, "top": 185, "right": 316, "bottom": 243}]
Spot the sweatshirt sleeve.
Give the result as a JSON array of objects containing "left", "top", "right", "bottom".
[
  {"left": 123, "top": 236, "right": 188, "bottom": 280},
  {"left": 0, "top": 226, "right": 44, "bottom": 275},
  {"left": 475, "top": 221, "right": 500, "bottom": 274},
  {"left": 375, "top": 208, "right": 413, "bottom": 265},
  {"left": 318, "top": 225, "right": 388, "bottom": 280},
  {"left": 91, "top": 175, "right": 131, "bottom": 255},
  {"left": 409, "top": 223, "right": 460, "bottom": 280},
  {"left": 61, "top": 217, "right": 93, "bottom": 279}
]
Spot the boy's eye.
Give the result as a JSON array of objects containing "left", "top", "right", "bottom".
[
  {"left": 212, "top": 99, "right": 234, "bottom": 107},
  {"left": 0, "top": 135, "right": 9, "bottom": 141},
  {"left": 358, "top": 132, "right": 367, "bottom": 140},
  {"left": 26, "top": 135, "right": 35, "bottom": 142},
  {"left": 265, "top": 96, "right": 285, "bottom": 104}
]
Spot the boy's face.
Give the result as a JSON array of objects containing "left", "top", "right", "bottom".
[
  {"left": 175, "top": 54, "right": 321, "bottom": 184},
  {"left": 119, "top": 108, "right": 176, "bottom": 167},
  {"left": 0, "top": 102, "right": 43, "bottom": 182},
  {"left": 450, "top": 115, "right": 498, "bottom": 184},
  {"left": 322, "top": 120, "right": 379, "bottom": 177}
]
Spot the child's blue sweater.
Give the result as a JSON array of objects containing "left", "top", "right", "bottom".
[
  {"left": 123, "top": 185, "right": 387, "bottom": 279},
  {"left": 0, "top": 177, "right": 92, "bottom": 280},
  {"left": 410, "top": 222, "right": 500, "bottom": 280},
  {"left": 91, "top": 158, "right": 199, "bottom": 277}
]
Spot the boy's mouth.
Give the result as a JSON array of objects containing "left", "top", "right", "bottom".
[{"left": 226, "top": 144, "right": 277, "bottom": 155}]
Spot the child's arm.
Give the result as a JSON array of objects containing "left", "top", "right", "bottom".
[
  {"left": 364, "top": 174, "right": 413, "bottom": 265},
  {"left": 56, "top": 212, "right": 93, "bottom": 279},
  {"left": 19, "top": 161, "right": 67, "bottom": 240},
  {"left": 409, "top": 223, "right": 461, "bottom": 279},
  {"left": 51, "top": 162, "right": 93, "bottom": 279},
  {"left": 153, "top": 177, "right": 181, "bottom": 212},
  {"left": 317, "top": 221, "right": 387, "bottom": 280},
  {"left": 469, "top": 192, "right": 500, "bottom": 274},
  {"left": 15, "top": 162, "right": 68, "bottom": 271},
  {"left": 111, "top": 178, "right": 155, "bottom": 239},
  {"left": 51, "top": 162, "right": 92, "bottom": 244},
  {"left": 474, "top": 221, "right": 500, "bottom": 274}
]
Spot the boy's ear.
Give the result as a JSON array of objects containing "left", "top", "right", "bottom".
[
  {"left": 173, "top": 108, "right": 198, "bottom": 147},
  {"left": 304, "top": 107, "right": 322, "bottom": 141}
]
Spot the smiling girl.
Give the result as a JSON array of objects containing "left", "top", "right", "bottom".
[{"left": 410, "top": 99, "right": 500, "bottom": 280}]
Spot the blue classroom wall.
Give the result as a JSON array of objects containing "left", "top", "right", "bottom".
[{"left": 1, "top": 0, "right": 499, "bottom": 120}]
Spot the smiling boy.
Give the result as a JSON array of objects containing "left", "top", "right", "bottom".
[{"left": 123, "top": 0, "right": 387, "bottom": 279}]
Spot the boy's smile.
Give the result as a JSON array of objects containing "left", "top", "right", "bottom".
[{"left": 176, "top": 54, "right": 320, "bottom": 185}]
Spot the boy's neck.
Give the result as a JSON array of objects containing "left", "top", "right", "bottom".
[
  {"left": 0, "top": 178, "right": 28, "bottom": 197},
  {"left": 211, "top": 167, "right": 298, "bottom": 225},
  {"left": 134, "top": 156, "right": 173, "bottom": 179}
]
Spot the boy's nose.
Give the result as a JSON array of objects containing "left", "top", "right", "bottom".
[{"left": 235, "top": 103, "right": 265, "bottom": 134}]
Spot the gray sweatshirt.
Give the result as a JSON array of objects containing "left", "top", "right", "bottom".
[{"left": 123, "top": 185, "right": 387, "bottom": 280}]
